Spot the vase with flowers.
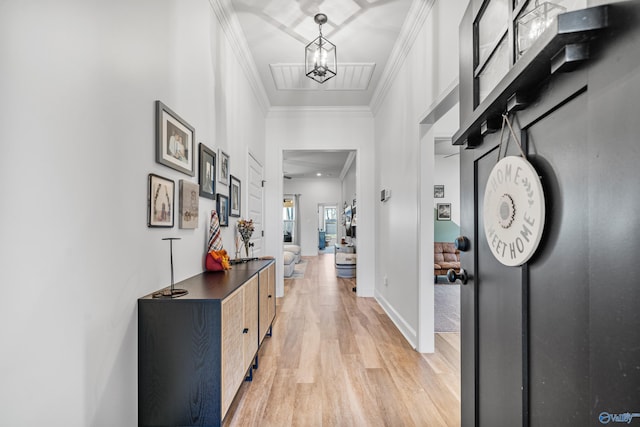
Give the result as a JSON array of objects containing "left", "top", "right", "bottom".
[{"left": 237, "top": 218, "right": 255, "bottom": 258}]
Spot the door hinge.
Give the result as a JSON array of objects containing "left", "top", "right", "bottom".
[
  {"left": 261, "top": 230, "right": 264, "bottom": 237},
  {"left": 261, "top": 180, "right": 266, "bottom": 187}
]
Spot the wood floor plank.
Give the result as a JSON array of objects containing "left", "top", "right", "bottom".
[
  {"left": 341, "top": 354, "right": 387, "bottom": 427},
  {"left": 258, "top": 368, "right": 297, "bottom": 427},
  {"left": 366, "top": 367, "right": 416, "bottom": 425},
  {"left": 223, "top": 254, "right": 460, "bottom": 426},
  {"left": 295, "top": 321, "right": 321, "bottom": 384},
  {"left": 291, "top": 382, "right": 323, "bottom": 427}
]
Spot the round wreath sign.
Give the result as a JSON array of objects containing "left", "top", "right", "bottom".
[{"left": 483, "top": 156, "right": 545, "bottom": 266}]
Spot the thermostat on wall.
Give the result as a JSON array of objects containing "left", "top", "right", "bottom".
[{"left": 380, "top": 189, "right": 391, "bottom": 202}]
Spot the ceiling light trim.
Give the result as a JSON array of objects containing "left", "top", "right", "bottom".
[
  {"left": 270, "top": 63, "right": 376, "bottom": 91},
  {"left": 268, "top": 106, "right": 373, "bottom": 117},
  {"left": 370, "top": 0, "right": 436, "bottom": 116},
  {"left": 209, "top": 0, "right": 271, "bottom": 114}
]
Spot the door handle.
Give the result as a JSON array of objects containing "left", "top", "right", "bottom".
[{"left": 447, "top": 268, "right": 469, "bottom": 285}]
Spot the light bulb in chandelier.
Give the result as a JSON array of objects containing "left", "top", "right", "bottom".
[{"left": 313, "top": 48, "right": 329, "bottom": 76}]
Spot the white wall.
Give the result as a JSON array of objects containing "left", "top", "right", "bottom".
[
  {"left": 434, "top": 105, "right": 462, "bottom": 225},
  {"left": 283, "top": 178, "right": 342, "bottom": 255},
  {"left": 434, "top": 155, "right": 461, "bottom": 224},
  {"left": 0, "top": 1, "right": 265, "bottom": 425},
  {"left": 373, "top": 0, "right": 468, "bottom": 352},
  {"left": 265, "top": 109, "right": 375, "bottom": 298},
  {"left": 342, "top": 160, "right": 358, "bottom": 242}
]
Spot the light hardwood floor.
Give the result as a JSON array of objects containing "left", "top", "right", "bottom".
[{"left": 224, "top": 254, "right": 461, "bottom": 427}]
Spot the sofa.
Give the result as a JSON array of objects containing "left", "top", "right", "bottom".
[
  {"left": 434, "top": 242, "right": 460, "bottom": 282},
  {"left": 283, "top": 251, "right": 295, "bottom": 277},
  {"left": 283, "top": 244, "right": 301, "bottom": 264},
  {"left": 283, "top": 244, "right": 301, "bottom": 278}
]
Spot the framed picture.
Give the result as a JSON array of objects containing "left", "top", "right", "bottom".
[
  {"left": 155, "top": 100, "right": 195, "bottom": 176},
  {"left": 229, "top": 175, "right": 241, "bottom": 217},
  {"left": 218, "top": 149, "right": 230, "bottom": 186},
  {"left": 179, "top": 180, "right": 199, "bottom": 229},
  {"left": 437, "top": 203, "right": 451, "bottom": 221},
  {"left": 216, "top": 193, "right": 229, "bottom": 227},
  {"left": 148, "top": 174, "right": 175, "bottom": 228},
  {"left": 198, "top": 143, "right": 216, "bottom": 199},
  {"left": 434, "top": 185, "right": 445, "bottom": 198}
]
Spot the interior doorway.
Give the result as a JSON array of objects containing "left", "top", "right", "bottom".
[
  {"left": 317, "top": 203, "right": 337, "bottom": 254},
  {"left": 281, "top": 149, "right": 358, "bottom": 293},
  {"left": 433, "top": 134, "right": 461, "bottom": 336},
  {"left": 417, "top": 84, "right": 460, "bottom": 353},
  {"left": 282, "top": 149, "right": 356, "bottom": 258},
  {"left": 282, "top": 195, "right": 297, "bottom": 245}
]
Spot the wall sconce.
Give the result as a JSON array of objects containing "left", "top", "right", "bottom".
[
  {"left": 517, "top": 1, "right": 566, "bottom": 58},
  {"left": 305, "top": 13, "right": 337, "bottom": 84}
]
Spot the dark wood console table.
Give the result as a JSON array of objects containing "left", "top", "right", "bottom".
[{"left": 138, "top": 259, "right": 275, "bottom": 427}]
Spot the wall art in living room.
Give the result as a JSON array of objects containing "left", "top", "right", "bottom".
[{"left": 437, "top": 203, "right": 451, "bottom": 221}]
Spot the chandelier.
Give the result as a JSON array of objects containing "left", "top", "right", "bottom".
[{"left": 305, "top": 13, "right": 337, "bottom": 84}]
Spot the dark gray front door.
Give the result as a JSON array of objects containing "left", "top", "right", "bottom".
[{"left": 458, "top": 3, "right": 640, "bottom": 426}]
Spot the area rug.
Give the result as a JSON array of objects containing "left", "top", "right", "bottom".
[
  {"left": 435, "top": 284, "right": 460, "bottom": 332},
  {"left": 290, "top": 260, "right": 307, "bottom": 279},
  {"left": 318, "top": 245, "right": 335, "bottom": 255}
]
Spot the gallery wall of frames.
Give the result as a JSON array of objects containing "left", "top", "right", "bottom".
[{"left": 148, "top": 100, "right": 242, "bottom": 230}]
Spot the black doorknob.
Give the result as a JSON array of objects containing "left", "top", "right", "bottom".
[
  {"left": 455, "top": 236, "right": 471, "bottom": 252},
  {"left": 447, "top": 268, "right": 468, "bottom": 285}
]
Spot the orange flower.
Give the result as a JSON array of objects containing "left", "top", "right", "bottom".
[{"left": 209, "top": 249, "right": 231, "bottom": 270}]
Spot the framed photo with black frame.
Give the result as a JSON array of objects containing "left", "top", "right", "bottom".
[
  {"left": 437, "top": 203, "right": 451, "bottom": 221},
  {"left": 218, "top": 149, "right": 230, "bottom": 186},
  {"left": 198, "top": 143, "right": 216, "bottom": 199},
  {"left": 148, "top": 173, "right": 175, "bottom": 228},
  {"left": 229, "top": 175, "right": 241, "bottom": 217},
  {"left": 155, "top": 100, "right": 195, "bottom": 176},
  {"left": 217, "top": 193, "right": 229, "bottom": 227}
]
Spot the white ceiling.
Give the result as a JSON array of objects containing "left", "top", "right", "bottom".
[
  {"left": 224, "top": 0, "right": 439, "bottom": 178},
  {"left": 283, "top": 149, "right": 355, "bottom": 179},
  {"left": 229, "top": 0, "right": 414, "bottom": 107}
]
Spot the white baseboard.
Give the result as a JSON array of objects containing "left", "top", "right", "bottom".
[{"left": 374, "top": 291, "right": 417, "bottom": 349}]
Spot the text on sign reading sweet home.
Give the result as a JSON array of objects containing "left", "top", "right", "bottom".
[{"left": 485, "top": 162, "right": 538, "bottom": 262}]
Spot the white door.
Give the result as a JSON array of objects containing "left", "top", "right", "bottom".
[{"left": 248, "top": 153, "right": 264, "bottom": 256}]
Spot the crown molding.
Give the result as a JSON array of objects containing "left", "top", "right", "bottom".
[
  {"left": 340, "top": 151, "right": 357, "bottom": 181},
  {"left": 208, "top": 0, "right": 271, "bottom": 114},
  {"left": 369, "top": 0, "right": 436, "bottom": 116}
]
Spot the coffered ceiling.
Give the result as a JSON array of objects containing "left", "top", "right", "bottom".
[
  {"left": 228, "top": 0, "right": 415, "bottom": 107},
  {"left": 215, "top": 0, "right": 438, "bottom": 179}
]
